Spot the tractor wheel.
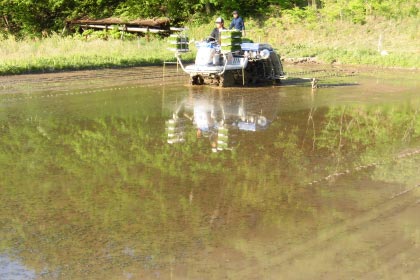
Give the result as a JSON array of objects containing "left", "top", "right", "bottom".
[
  {"left": 191, "top": 75, "right": 204, "bottom": 85},
  {"left": 233, "top": 70, "right": 248, "bottom": 86},
  {"left": 219, "top": 71, "right": 235, "bottom": 87},
  {"left": 274, "top": 78, "right": 282, "bottom": 85}
]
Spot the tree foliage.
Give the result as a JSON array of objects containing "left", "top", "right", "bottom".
[
  {"left": 0, "top": 0, "right": 418, "bottom": 36},
  {"left": 320, "top": 0, "right": 419, "bottom": 23}
]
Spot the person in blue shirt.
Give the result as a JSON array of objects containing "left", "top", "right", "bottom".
[{"left": 229, "top": 10, "right": 245, "bottom": 34}]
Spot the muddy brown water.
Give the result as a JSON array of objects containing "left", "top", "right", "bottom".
[{"left": 0, "top": 64, "right": 419, "bottom": 279}]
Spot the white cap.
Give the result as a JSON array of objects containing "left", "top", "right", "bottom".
[{"left": 215, "top": 17, "right": 224, "bottom": 23}]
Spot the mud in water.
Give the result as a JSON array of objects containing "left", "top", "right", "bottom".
[
  {"left": 0, "top": 66, "right": 186, "bottom": 95},
  {"left": 0, "top": 64, "right": 419, "bottom": 279}
]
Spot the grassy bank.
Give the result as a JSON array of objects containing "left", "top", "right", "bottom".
[
  {"left": 188, "top": 17, "right": 419, "bottom": 68},
  {"left": 270, "top": 18, "right": 419, "bottom": 68},
  {"left": 0, "top": 17, "right": 418, "bottom": 76},
  {"left": 0, "top": 36, "right": 195, "bottom": 75}
]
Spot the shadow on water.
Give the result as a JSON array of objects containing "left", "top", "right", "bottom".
[{"left": 0, "top": 65, "right": 419, "bottom": 279}]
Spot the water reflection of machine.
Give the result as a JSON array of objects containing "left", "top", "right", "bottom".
[{"left": 165, "top": 89, "right": 279, "bottom": 152}]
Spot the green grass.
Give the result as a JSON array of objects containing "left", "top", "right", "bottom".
[
  {"left": 245, "top": 17, "right": 420, "bottom": 68},
  {"left": 187, "top": 17, "right": 419, "bottom": 68},
  {"left": 0, "top": 17, "right": 418, "bottom": 76},
  {"left": 0, "top": 35, "right": 195, "bottom": 75}
]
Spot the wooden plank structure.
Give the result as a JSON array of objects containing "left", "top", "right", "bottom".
[{"left": 65, "top": 17, "right": 178, "bottom": 38}]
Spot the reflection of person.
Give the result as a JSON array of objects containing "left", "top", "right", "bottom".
[
  {"left": 193, "top": 96, "right": 217, "bottom": 133},
  {"left": 229, "top": 10, "right": 245, "bottom": 33},
  {"left": 209, "top": 17, "right": 226, "bottom": 43}
]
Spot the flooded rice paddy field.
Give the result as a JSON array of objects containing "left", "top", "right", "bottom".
[{"left": 0, "top": 65, "right": 419, "bottom": 279}]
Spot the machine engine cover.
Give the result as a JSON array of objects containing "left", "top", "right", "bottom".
[{"left": 195, "top": 47, "right": 216, "bottom": 66}]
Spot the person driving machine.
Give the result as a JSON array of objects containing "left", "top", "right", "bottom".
[{"left": 209, "top": 17, "right": 226, "bottom": 43}]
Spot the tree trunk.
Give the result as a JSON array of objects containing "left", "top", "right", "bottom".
[
  {"left": 205, "top": 2, "right": 211, "bottom": 15},
  {"left": 2, "top": 15, "right": 9, "bottom": 28}
]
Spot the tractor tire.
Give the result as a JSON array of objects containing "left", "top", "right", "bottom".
[
  {"left": 191, "top": 75, "right": 204, "bottom": 85},
  {"left": 219, "top": 71, "right": 235, "bottom": 87}
]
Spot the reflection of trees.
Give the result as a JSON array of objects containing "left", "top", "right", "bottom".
[
  {"left": 0, "top": 92, "right": 419, "bottom": 278},
  {"left": 312, "top": 104, "right": 420, "bottom": 178}
]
